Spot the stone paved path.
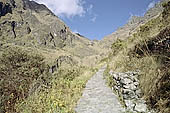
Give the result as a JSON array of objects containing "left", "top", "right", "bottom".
[{"left": 75, "top": 66, "right": 124, "bottom": 113}]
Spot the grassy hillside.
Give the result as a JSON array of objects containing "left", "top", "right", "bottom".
[
  {"left": 0, "top": 0, "right": 107, "bottom": 66},
  {"left": 0, "top": 45, "right": 101, "bottom": 113},
  {"left": 104, "top": 1, "right": 170, "bottom": 113},
  {"left": 0, "top": 0, "right": 106, "bottom": 112},
  {"left": 0, "top": 46, "right": 48, "bottom": 112}
]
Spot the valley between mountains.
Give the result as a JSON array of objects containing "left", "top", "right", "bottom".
[{"left": 0, "top": 0, "right": 170, "bottom": 113}]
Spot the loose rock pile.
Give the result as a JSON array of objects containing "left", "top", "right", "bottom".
[{"left": 109, "top": 70, "right": 154, "bottom": 113}]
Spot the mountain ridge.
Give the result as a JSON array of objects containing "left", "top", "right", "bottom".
[{"left": 99, "top": 0, "right": 168, "bottom": 49}]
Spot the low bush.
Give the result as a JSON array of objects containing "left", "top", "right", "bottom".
[
  {"left": 111, "top": 39, "right": 126, "bottom": 55},
  {"left": 16, "top": 66, "right": 95, "bottom": 113},
  {"left": 0, "top": 46, "right": 48, "bottom": 113}
]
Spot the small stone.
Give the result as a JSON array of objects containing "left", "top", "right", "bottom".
[
  {"left": 113, "top": 86, "right": 119, "bottom": 90},
  {"left": 116, "top": 80, "right": 120, "bottom": 84},
  {"left": 131, "top": 76, "right": 139, "bottom": 82},
  {"left": 129, "top": 84, "right": 137, "bottom": 90},
  {"left": 123, "top": 89, "right": 132, "bottom": 94},
  {"left": 134, "top": 82, "right": 139, "bottom": 86},
  {"left": 125, "top": 100, "right": 135, "bottom": 110},
  {"left": 123, "top": 84, "right": 130, "bottom": 89},
  {"left": 125, "top": 71, "right": 135, "bottom": 76},
  {"left": 123, "top": 93, "right": 138, "bottom": 100},
  {"left": 123, "top": 83, "right": 137, "bottom": 90},
  {"left": 119, "top": 73, "right": 128, "bottom": 78},
  {"left": 113, "top": 73, "right": 119, "bottom": 80},
  {"left": 120, "top": 78, "right": 132, "bottom": 85},
  {"left": 133, "top": 71, "right": 139, "bottom": 75},
  {"left": 135, "top": 89, "right": 142, "bottom": 97},
  {"left": 123, "top": 94, "right": 131, "bottom": 99},
  {"left": 134, "top": 102, "right": 147, "bottom": 112},
  {"left": 122, "top": 89, "right": 137, "bottom": 99}
]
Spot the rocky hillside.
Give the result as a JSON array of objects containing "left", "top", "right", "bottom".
[{"left": 0, "top": 0, "right": 107, "bottom": 66}]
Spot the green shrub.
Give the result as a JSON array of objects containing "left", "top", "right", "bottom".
[
  {"left": 111, "top": 39, "right": 126, "bottom": 55},
  {"left": 162, "top": 1, "right": 170, "bottom": 19},
  {"left": 58, "top": 67, "right": 82, "bottom": 81},
  {"left": 16, "top": 66, "right": 95, "bottom": 113},
  {"left": 0, "top": 47, "right": 48, "bottom": 113}
]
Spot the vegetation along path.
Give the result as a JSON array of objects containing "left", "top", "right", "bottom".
[{"left": 75, "top": 66, "right": 125, "bottom": 113}]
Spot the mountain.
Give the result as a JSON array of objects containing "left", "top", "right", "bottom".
[
  {"left": 1, "top": 0, "right": 77, "bottom": 48},
  {"left": 99, "top": 0, "right": 167, "bottom": 49},
  {"left": 0, "top": 0, "right": 107, "bottom": 67},
  {"left": 0, "top": 0, "right": 169, "bottom": 113}
]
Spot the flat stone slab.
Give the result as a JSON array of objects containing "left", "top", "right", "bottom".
[{"left": 75, "top": 67, "right": 124, "bottom": 113}]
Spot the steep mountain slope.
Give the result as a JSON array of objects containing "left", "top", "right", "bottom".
[
  {"left": 100, "top": 0, "right": 168, "bottom": 49},
  {"left": 104, "top": 0, "right": 170, "bottom": 112}
]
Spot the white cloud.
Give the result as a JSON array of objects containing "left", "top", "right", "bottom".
[
  {"left": 86, "top": 5, "right": 97, "bottom": 22},
  {"left": 91, "top": 16, "right": 97, "bottom": 22},
  {"left": 33, "top": 0, "right": 85, "bottom": 18},
  {"left": 147, "top": 1, "right": 156, "bottom": 10},
  {"left": 87, "top": 4, "right": 93, "bottom": 14}
]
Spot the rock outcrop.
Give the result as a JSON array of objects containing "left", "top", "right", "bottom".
[
  {"left": 0, "top": 2, "right": 12, "bottom": 17},
  {"left": 49, "top": 55, "right": 77, "bottom": 73},
  {"left": 0, "top": 0, "right": 72, "bottom": 48}
]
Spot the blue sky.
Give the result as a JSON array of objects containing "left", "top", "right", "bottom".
[{"left": 34, "top": 0, "right": 160, "bottom": 40}]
